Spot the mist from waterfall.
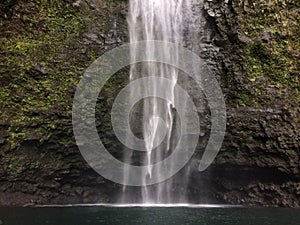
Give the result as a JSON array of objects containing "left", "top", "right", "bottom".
[{"left": 121, "top": 0, "right": 196, "bottom": 204}]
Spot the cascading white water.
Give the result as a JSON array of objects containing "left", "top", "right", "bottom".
[{"left": 121, "top": 0, "right": 195, "bottom": 204}]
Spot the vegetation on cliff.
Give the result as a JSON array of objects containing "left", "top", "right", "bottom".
[
  {"left": 0, "top": 0, "right": 127, "bottom": 205},
  {"left": 241, "top": 0, "right": 300, "bottom": 105}
]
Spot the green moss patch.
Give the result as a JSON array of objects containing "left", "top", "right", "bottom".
[
  {"left": 240, "top": 0, "right": 299, "bottom": 104},
  {"left": 0, "top": 0, "right": 85, "bottom": 148}
]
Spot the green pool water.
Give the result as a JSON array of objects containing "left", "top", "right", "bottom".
[{"left": 1, "top": 205, "right": 300, "bottom": 225}]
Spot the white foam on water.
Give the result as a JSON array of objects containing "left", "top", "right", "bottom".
[{"left": 36, "top": 204, "right": 241, "bottom": 208}]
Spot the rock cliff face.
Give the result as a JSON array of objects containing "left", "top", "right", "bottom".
[
  {"left": 0, "top": 0, "right": 299, "bottom": 206},
  {"left": 199, "top": 0, "right": 300, "bottom": 207}
]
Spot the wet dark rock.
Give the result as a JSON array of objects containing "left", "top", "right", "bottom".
[
  {"left": 260, "top": 31, "right": 273, "bottom": 43},
  {"left": 237, "top": 32, "right": 252, "bottom": 44},
  {"left": 0, "top": 121, "right": 10, "bottom": 126},
  {"left": 83, "top": 33, "right": 102, "bottom": 45},
  {"left": 26, "top": 63, "right": 48, "bottom": 79},
  {"left": 0, "top": 139, "right": 5, "bottom": 145},
  {"left": 34, "top": 63, "right": 47, "bottom": 74}
]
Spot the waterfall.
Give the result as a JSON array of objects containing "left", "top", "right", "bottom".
[{"left": 121, "top": 0, "right": 195, "bottom": 204}]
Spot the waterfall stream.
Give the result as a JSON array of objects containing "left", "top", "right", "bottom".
[{"left": 121, "top": 0, "right": 196, "bottom": 204}]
